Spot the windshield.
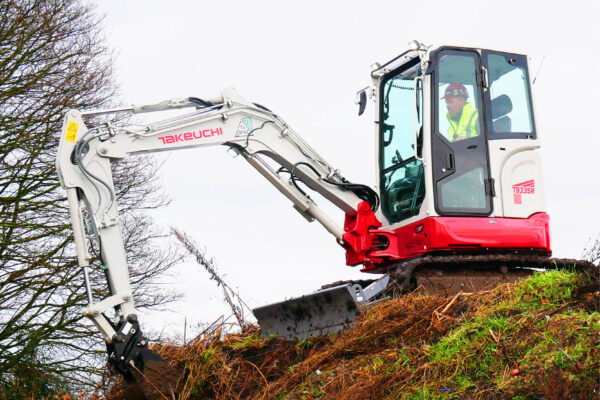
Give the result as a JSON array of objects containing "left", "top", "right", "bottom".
[
  {"left": 381, "top": 61, "right": 420, "bottom": 169},
  {"left": 379, "top": 58, "right": 425, "bottom": 223}
]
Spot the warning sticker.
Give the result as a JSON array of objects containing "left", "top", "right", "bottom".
[
  {"left": 235, "top": 117, "right": 254, "bottom": 137},
  {"left": 65, "top": 121, "right": 79, "bottom": 143}
]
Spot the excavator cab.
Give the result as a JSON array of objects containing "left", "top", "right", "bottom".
[{"left": 359, "top": 44, "right": 549, "bottom": 274}]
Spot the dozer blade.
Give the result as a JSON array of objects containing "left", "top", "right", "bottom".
[{"left": 253, "top": 285, "right": 359, "bottom": 340}]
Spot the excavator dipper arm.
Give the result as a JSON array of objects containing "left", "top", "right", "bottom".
[{"left": 55, "top": 88, "right": 378, "bottom": 378}]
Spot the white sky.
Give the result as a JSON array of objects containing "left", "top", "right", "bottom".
[{"left": 94, "top": 0, "right": 600, "bottom": 337}]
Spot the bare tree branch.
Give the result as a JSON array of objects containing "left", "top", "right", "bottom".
[
  {"left": 172, "top": 228, "right": 252, "bottom": 329},
  {"left": 582, "top": 234, "right": 600, "bottom": 265}
]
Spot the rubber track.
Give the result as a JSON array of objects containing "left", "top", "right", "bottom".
[{"left": 322, "top": 255, "right": 597, "bottom": 293}]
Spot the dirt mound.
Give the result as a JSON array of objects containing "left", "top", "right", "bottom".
[{"left": 100, "top": 269, "right": 599, "bottom": 400}]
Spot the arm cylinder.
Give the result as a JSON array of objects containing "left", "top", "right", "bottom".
[{"left": 66, "top": 188, "right": 94, "bottom": 304}]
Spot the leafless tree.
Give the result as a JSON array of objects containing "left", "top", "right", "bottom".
[
  {"left": 582, "top": 234, "right": 600, "bottom": 265},
  {"left": 0, "top": 0, "right": 183, "bottom": 396}
]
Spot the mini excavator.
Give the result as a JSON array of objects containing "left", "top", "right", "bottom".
[{"left": 56, "top": 42, "right": 590, "bottom": 384}]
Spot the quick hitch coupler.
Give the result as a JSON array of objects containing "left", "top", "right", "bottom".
[{"left": 106, "top": 314, "right": 160, "bottom": 381}]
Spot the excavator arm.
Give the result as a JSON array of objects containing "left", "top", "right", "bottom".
[{"left": 55, "top": 87, "right": 380, "bottom": 378}]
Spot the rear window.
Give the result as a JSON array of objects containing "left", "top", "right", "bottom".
[{"left": 485, "top": 52, "right": 536, "bottom": 139}]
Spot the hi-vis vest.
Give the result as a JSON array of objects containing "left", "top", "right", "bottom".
[{"left": 447, "top": 102, "right": 479, "bottom": 141}]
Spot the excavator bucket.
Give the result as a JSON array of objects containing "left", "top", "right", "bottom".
[
  {"left": 123, "top": 349, "right": 181, "bottom": 399},
  {"left": 253, "top": 284, "right": 360, "bottom": 340}
]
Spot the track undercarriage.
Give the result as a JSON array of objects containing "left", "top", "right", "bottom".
[{"left": 389, "top": 254, "right": 597, "bottom": 296}]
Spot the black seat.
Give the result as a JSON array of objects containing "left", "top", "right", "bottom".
[
  {"left": 493, "top": 115, "right": 512, "bottom": 133},
  {"left": 491, "top": 94, "right": 513, "bottom": 119},
  {"left": 491, "top": 95, "right": 513, "bottom": 133}
]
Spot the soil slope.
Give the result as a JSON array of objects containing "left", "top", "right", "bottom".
[{"left": 103, "top": 269, "right": 599, "bottom": 400}]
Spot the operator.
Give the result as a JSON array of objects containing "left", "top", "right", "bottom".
[{"left": 442, "top": 83, "right": 479, "bottom": 142}]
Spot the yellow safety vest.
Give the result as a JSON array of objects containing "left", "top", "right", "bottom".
[{"left": 447, "top": 102, "right": 479, "bottom": 141}]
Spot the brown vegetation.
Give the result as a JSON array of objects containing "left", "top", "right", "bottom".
[{"left": 98, "top": 268, "right": 599, "bottom": 400}]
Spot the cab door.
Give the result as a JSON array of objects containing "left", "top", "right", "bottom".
[{"left": 431, "top": 49, "right": 493, "bottom": 216}]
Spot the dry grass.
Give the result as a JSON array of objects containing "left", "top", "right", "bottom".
[{"left": 97, "top": 268, "right": 599, "bottom": 400}]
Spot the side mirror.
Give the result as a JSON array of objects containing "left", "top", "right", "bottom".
[{"left": 355, "top": 87, "right": 369, "bottom": 116}]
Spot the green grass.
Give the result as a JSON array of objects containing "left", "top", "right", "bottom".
[
  {"left": 228, "top": 332, "right": 274, "bottom": 350},
  {"left": 408, "top": 270, "right": 598, "bottom": 397},
  {"left": 514, "top": 269, "right": 578, "bottom": 308},
  {"left": 169, "top": 269, "right": 599, "bottom": 399}
]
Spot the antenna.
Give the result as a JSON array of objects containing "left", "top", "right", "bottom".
[{"left": 532, "top": 56, "right": 546, "bottom": 85}]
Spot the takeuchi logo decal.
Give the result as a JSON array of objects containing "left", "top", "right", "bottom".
[
  {"left": 512, "top": 179, "right": 535, "bottom": 204},
  {"left": 157, "top": 128, "right": 223, "bottom": 144}
]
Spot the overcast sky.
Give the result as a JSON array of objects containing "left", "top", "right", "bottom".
[{"left": 93, "top": 0, "right": 600, "bottom": 337}]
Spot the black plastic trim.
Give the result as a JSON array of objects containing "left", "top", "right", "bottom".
[{"left": 425, "top": 49, "right": 438, "bottom": 75}]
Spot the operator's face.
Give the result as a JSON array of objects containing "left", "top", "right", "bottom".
[{"left": 446, "top": 96, "right": 466, "bottom": 119}]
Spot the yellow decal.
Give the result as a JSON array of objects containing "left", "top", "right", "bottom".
[{"left": 65, "top": 121, "right": 79, "bottom": 143}]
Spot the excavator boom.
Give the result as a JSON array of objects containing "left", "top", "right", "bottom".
[{"left": 56, "top": 88, "right": 381, "bottom": 381}]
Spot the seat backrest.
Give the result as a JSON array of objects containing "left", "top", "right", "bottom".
[
  {"left": 493, "top": 115, "right": 512, "bottom": 133},
  {"left": 491, "top": 94, "right": 513, "bottom": 120}
]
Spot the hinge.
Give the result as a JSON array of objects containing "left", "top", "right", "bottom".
[
  {"left": 485, "top": 178, "right": 496, "bottom": 197},
  {"left": 480, "top": 66, "right": 489, "bottom": 88}
]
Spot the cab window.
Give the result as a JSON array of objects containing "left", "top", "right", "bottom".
[
  {"left": 379, "top": 59, "right": 425, "bottom": 223},
  {"left": 437, "top": 54, "right": 482, "bottom": 142},
  {"left": 484, "top": 52, "right": 535, "bottom": 139}
]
